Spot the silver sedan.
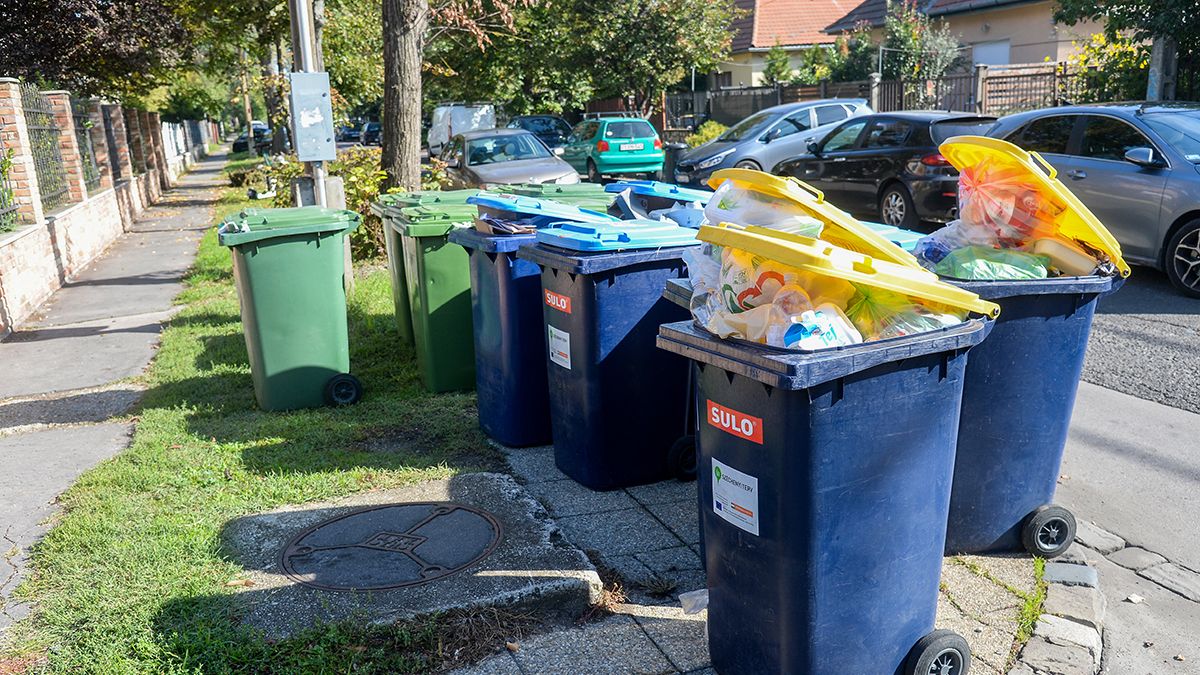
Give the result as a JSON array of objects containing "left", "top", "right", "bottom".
[{"left": 439, "top": 129, "right": 580, "bottom": 189}]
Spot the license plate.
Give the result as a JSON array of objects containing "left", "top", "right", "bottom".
[{"left": 619, "top": 143, "right": 643, "bottom": 151}]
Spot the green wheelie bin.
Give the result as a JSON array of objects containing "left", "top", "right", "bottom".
[
  {"left": 219, "top": 207, "right": 364, "bottom": 411},
  {"left": 372, "top": 190, "right": 480, "bottom": 346},
  {"left": 385, "top": 202, "right": 478, "bottom": 393}
]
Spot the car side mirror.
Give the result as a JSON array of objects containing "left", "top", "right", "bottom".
[
  {"left": 445, "top": 157, "right": 460, "bottom": 168},
  {"left": 1124, "top": 147, "right": 1162, "bottom": 168},
  {"left": 762, "top": 128, "right": 782, "bottom": 144},
  {"left": 807, "top": 142, "right": 821, "bottom": 155},
  {"left": 553, "top": 147, "right": 564, "bottom": 156}
]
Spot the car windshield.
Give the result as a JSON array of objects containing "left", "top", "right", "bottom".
[
  {"left": 604, "top": 120, "right": 656, "bottom": 138},
  {"left": 930, "top": 118, "right": 996, "bottom": 144},
  {"left": 718, "top": 111, "right": 776, "bottom": 141},
  {"left": 466, "top": 133, "right": 551, "bottom": 166},
  {"left": 1144, "top": 111, "right": 1200, "bottom": 163},
  {"left": 518, "top": 117, "right": 571, "bottom": 135}
]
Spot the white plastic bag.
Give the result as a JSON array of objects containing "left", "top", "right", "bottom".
[{"left": 704, "top": 181, "right": 823, "bottom": 236}]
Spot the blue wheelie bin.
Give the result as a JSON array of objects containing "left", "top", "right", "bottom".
[
  {"left": 516, "top": 220, "right": 699, "bottom": 490},
  {"left": 657, "top": 318, "right": 992, "bottom": 675},
  {"left": 944, "top": 276, "right": 1121, "bottom": 556},
  {"left": 447, "top": 196, "right": 618, "bottom": 448},
  {"left": 603, "top": 179, "right": 713, "bottom": 210}
]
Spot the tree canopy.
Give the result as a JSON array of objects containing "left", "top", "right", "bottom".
[{"left": 1055, "top": 0, "right": 1200, "bottom": 50}]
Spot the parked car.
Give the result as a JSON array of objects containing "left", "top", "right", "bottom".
[
  {"left": 337, "top": 124, "right": 362, "bottom": 143},
  {"left": 360, "top": 121, "right": 382, "bottom": 146},
  {"left": 675, "top": 99, "right": 872, "bottom": 187},
  {"left": 233, "top": 121, "right": 272, "bottom": 154},
  {"left": 988, "top": 102, "right": 1200, "bottom": 297},
  {"left": 506, "top": 115, "right": 573, "bottom": 148},
  {"left": 775, "top": 111, "right": 996, "bottom": 228},
  {"left": 439, "top": 129, "right": 579, "bottom": 189},
  {"left": 561, "top": 114, "right": 664, "bottom": 182},
  {"left": 428, "top": 103, "right": 496, "bottom": 156}
]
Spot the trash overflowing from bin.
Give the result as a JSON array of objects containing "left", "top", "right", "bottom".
[{"left": 913, "top": 136, "right": 1131, "bottom": 281}]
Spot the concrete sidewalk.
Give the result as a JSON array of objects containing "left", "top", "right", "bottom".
[{"left": 0, "top": 153, "right": 225, "bottom": 630}]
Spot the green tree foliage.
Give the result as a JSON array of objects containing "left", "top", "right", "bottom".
[
  {"left": 1065, "top": 33, "right": 1149, "bottom": 102},
  {"left": 1054, "top": 0, "right": 1199, "bottom": 51},
  {"left": 829, "top": 27, "right": 876, "bottom": 81},
  {"left": 882, "top": 0, "right": 960, "bottom": 82},
  {"left": 160, "top": 71, "right": 232, "bottom": 122},
  {"left": 585, "top": 0, "right": 742, "bottom": 115},
  {"left": 324, "top": 0, "right": 385, "bottom": 109},
  {"left": 685, "top": 120, "right": 728, "bottom": 147},
  {"left": 762, "top": 43, "right": 794, "bottom": 85}
]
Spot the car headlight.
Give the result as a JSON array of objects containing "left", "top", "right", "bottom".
[
  {"left": 555, "top": 173, "right": 580, "bottom": 184},
  {"left": 696, "top": 149, "right": 735, "bottom": 170}
]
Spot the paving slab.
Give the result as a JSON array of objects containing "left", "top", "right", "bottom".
[
  {"left": 1018, "top": 637, "right": 1096, "bottom": 675},
  {"left": 502, "top": 446, "right": 561, "bottom": 484},
  {"left": 0, "top": 384, "right": 142, "bottom": 432},
  {"left": 1043, "top": 583, "right": 1106, "bottom": 632},
  {"left": 634, "top": 546, "right": 703, "bottom": 574},
  {"left": 556, "top": 508, "right": 680, "bottom": 557},
  {"left": 1036, "top": 614, "right": 1101, "bottom": 664},
  {"left": 1106, "top": 546, "right": 1167, "bottom": 572},
  {"left": 524, "top": 479, "right": 639, "bottom": 518},
  {"left": 625, "top": 480, "right": 696, "bottom": 506},
  {"left": 645, "top": 499, "right": 700, "bottom": 546},
  {"left": 625, "top": 603, "right": 709, "bottom": 673},
  {"left": 1045, "top": 562, "right": 1099, "bottom": 588},
  {"left": 0, "top": 422, "right": 132, "bottom": 628},
  {"left": 957, "top": 553, "right": 1040, "bottom": 599},
  {"left": 1073, "top": 519, "right": 1126, "bottom": 555},
  {"left": 221, "top": 473, "right": 601, "bottom": 639},
  {"left": 1138, "top": 563, "right": 1200, "bottom": 602},
  {"left": 509, "top": 614, "right": 675, "bottom": 675}
]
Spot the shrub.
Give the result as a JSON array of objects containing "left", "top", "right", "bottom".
[{"left": 685, "top": 120, "right": 727, "bottom": 148}]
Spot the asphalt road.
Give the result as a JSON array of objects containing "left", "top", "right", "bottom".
[{"left": 1082, "top": 265, "right": 1200, "bottom": 414}]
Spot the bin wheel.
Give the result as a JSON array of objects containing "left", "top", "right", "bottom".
[
  {"left": 667, "top": 435, "right": 697, "bottom": 482},
  {"left": 906, "top": 629, "right": 971, "bottom": 675},
  {"left": 324, "top": 374, "right": 363, "bottom": 407},
  {"left": 1022, "top": 505, "right": 1076, "bottom": 558}
]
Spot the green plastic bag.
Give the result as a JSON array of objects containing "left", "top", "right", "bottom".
[{"left": 935, "top": 246, "right": 1051, "bottom": 281}]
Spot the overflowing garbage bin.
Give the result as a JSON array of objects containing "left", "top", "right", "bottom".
[
  {"left": 219, "top": 207, "right": 363, "bottom": 411},
  {"left": 446, "top": 194, "right": 619, "bottom": 448},
  {"left": 386, "top": 201, "right": 479, "bottom": 393},
  {"left": 658, "top": 222, "right": 998, "bottom": 675},
  {"left": 516, "top": 219, "right": 700, "bottom": 489},
  {"left": 912, "top": 136, "right": 1132, "bottom": 557}
]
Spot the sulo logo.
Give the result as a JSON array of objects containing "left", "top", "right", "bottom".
[
  {"left": 544, "top": 289, "right": 572, "bottom": 313},
  {"left": 707, "top": 400, "right": 763, "bottom": 444}
]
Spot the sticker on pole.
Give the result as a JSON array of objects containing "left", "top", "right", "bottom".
[
  {"left": 711, "top": 458, "right": 759, "bottom": 536},
  {"left": 548, "top": 325, "right": 571, "bottom": 370}
]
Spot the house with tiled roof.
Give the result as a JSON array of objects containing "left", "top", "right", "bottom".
[
  {"left": 824, "top": 0, "right": 1102, "bottom": 67},
  {"left": 714, "top": 0, "right": 854, "bottom": 88}
]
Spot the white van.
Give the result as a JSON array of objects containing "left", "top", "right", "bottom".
[{"left": 428, "top": 103, "right": 496, "bottom": 156}]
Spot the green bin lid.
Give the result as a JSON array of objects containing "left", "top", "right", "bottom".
[
  {"left": 219, "top": 206, "right": 359, "bottom": 246},
  {"left": 390, "top": 205, "right": 476, "bottom": 237}
]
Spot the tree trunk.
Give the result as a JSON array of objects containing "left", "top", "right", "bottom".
[
  {"left": 261, "top": 48, "right": 287, "bottom": 155},
  {"left": 382, "top": 0, "right": 427, "bottom": 190}
]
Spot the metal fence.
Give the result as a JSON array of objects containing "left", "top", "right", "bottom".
[
  {"left": 20, "top": 82, "right": 71, "bottom": 210},
  {"left": 708, "top": 86, "right": 782, "bottom": 126},
  {"left": 71, "top": 99, "right": 101, "bottom": 192},
  {"left": 0, "top": 125, "right": 18, "bottom": 230},
  {"left": 877, "top": 73, "right": 977, "bottom": 112},
  {"left": 101, "top": 105, "right": 122, "bottom": 180},
  {"left": 125, "top": 113, "right": 146, "bottom": 173}
]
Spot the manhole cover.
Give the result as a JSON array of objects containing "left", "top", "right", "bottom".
[{"left": 280, "top": 502, "right": 503, "bottom": 591}]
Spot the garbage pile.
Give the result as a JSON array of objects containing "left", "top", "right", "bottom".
[
  {"left": 913, "top": 136, "right": 1130, "bottom": 281},
  {"left": 684, "top": 169, "right": 998, "bottom": 350}
]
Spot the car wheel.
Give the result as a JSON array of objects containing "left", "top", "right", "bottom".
[
  {"left": 880, "top": 184, "right": 919, "bottom": 229},
  {"left": 734, "top": 159, "right": 761, "bottom": 170},
  {"left": 1166, "top": 218, "right": 1200, "bottom": 298},
  {"left": 587, "top": 159, "right": 602, "bottom": 183}
]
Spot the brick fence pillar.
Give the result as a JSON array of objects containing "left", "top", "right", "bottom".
[
  {"left": 149, "top": 111, "right": 169, "bottom": 187},
  {"left": 104, "top": 104, "right": 134, "bottom": 181},
  {"left": 85, "top": 100, "right": 113, "bottom": 191},
  {"left": 138, "top": 110, "right": 156, "bottom": 172},
  {"left": 0, "top": 77, "right": 44, "bottom": 224},
  {"left": 124, "top": 108, "right": 145, "bottom": 173},
  {"left": 43, "top": 91, "right": 87, "bottom": 202}
]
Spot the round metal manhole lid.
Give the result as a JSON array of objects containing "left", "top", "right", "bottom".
[{"left": 280, "top": 502, "right": 503, "bottom": 591}]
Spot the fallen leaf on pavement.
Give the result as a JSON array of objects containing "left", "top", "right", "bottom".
[
  {"left": 505, "top": 642, "right": 519, "bottom": 653},
  {"left": 225, "top": 578, "right": 255, "bottom": 587}
]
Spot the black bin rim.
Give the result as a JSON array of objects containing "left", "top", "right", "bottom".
[{"left": 939, "top": 273, "right": 1121, "bottom": 300}]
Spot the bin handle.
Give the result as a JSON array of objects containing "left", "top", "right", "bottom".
[
  {"left": 1029, "top": 151, "right": 1058, "bottom": 180},
  {"left": 787, "top": 178, "right": 825, "bottom": 203}
]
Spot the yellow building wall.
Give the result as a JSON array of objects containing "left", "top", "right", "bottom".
[{"left": 943, "top": 1, "right": 1104, "bottom": 65}]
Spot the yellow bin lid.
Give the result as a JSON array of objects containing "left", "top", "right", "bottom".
[
  {"left": 706, "top": 168, "right": 927, "bottom": 271},
  {"left": 700, "top": 223, "right": 1002, "bottom": 318},
  {"left": 938, "top": 135, "right": 1130, "bottom": 277}
]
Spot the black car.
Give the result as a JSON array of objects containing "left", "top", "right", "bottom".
[
  {"left": 337, "top": 124, "right": 362, "bottom": 142},
  {"left": 775, "top": 111, "right": 996, "bottom": 228},
  {"left": 506, "top": 115, "right": 573, "bottom": 148},
  {"left": 361, "top": 121, "right": 382, "bottom": 146}
]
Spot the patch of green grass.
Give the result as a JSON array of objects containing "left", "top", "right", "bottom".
[{"left": 1, "top": 187, "right": 499, "bottom": 673}]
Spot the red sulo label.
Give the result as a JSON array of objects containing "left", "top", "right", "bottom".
[
  {"left": 706, "top": 400, "right": 763, "bottom": 444},
  {"left": 544, "top": 289, "right": 572, "bottom": 313}
]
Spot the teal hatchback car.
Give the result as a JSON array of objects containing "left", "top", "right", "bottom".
[{"left": 562, "top": 115, "right": 665, "bottom": 182}]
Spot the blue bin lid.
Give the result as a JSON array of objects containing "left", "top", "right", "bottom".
[
  {"left": 657, "top": 318, "right": 991, "bottom": 390},
  {"left": 517, "top": 241, "right": 696, "bottom": 275},
  {"left": 534, "top": 219, "right": 698, "bottom": 252},
  {"left": 447, "top": 227, "right": 537, "bottom": 254},
  {"left": 467, "top": 192, "right": 618, "bottom": 223},
  {"left": 603, "top": 180, "right": 712, "bottom": 205}
]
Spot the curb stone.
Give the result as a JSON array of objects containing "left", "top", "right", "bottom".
[{"left": 1011, "top": 552, "right": 1106, "bottom": 675}]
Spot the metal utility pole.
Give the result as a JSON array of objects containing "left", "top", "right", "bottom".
[{"left": 288, "top": 0, "right": 328, "bottom": 207}]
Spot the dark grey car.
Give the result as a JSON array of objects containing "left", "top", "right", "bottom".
[
  {"left": 439, "top": 128, "right": 579, "bottom": 189},
  {"left": 988, "top": 103, "right": 1200, "bottom": 297}
]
